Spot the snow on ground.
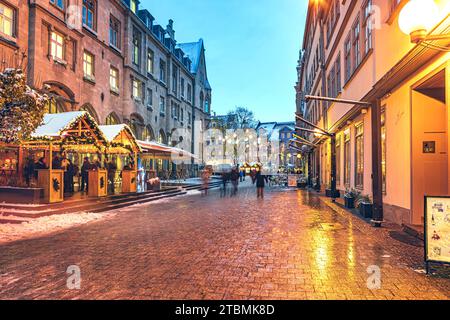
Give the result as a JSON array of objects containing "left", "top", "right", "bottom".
[{"left": 0, "top": 212, "right": 116, "bottom": 245}]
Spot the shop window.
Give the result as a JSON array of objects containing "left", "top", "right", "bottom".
[
  {"left": 344, "top": 129, "right": 351, "bottom": 187},
  {"left": 381, "top": 109, "right": 386, "bottom": 194},
  {"left": 336, "top": 135, "right": 341, "bottom": 185},
  {"left": 355, "top": 123, "right": 364, "bottom": 189}
]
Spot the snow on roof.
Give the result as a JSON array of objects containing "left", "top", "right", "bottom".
[
  {"left": 32, "top": 111, "right": 86, "bottom": 138},
  {"left": 98, "top": 124, "right": 131, "bottom": 142}
]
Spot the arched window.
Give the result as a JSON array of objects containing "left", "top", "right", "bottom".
[
  {"left": 130, "top": 113, "right": 144, "bottom": 140},
  {"left": 79, "top": 103, "right": 99, "bottom": 122},
  {"left": 142, "top": 125, "right": 154, "bottom": 141},
  {"left": 158, "top": 129, "right": 166, "bottom": 144},
  {"left": 46, "top": 97, "right": 65, "bottom": 114},
  {"left": 105, "top": 112, "right": 120, "bottom": 125},
  {"left": 204, "top": 99, "right": 210, "bottom": 113}
]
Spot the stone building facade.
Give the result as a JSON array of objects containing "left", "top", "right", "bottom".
[{"left": 0, "top": 0, "right": 211, "bottom": 161}]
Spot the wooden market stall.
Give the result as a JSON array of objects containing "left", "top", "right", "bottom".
[
  {"left": 21, "top": 111, "right": 108, "bottom": 203},
  {"left": 99, "top": 124, "right": 141, "bottom": 193}
]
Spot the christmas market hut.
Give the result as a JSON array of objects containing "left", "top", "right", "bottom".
[
  {"left": 21, "top": 111, "right": 108, "bottom": 202},
  {"left": 99, "top": 124, "right": 141, "bottom": 193}
]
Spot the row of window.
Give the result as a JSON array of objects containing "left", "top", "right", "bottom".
[
  {"left": 335, "top": 111, "right": 386, "bottom": 192},
  {"left": 335, "top": 123, "right": 364, "bottom": 189}
]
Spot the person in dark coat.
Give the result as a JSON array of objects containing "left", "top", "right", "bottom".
[
  {"left": 80, "top": 157, "right": 91, "bottom": 192},
  {"left": 34, "top": 157, "right": 46, "bottom": 180},
  {"left": 253, "top": 171, "right": 269, "bottom": 199},
  {"left": 66, "top": 159, "right": 75, "bottom": 193},
  {"left": 52, "top": 155, "right": 62, "bottom": 170},
  {"left": 230, "top": 168, "right": 239, "bottom": 197},
  {"left": 106, "top": 158, "right": 117, "bottom": 194},
  {"left": 23, "top": 157, "right": 35, "bottom": 186}
]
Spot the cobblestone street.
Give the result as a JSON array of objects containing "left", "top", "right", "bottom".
[{"left": 0, "top": 183, "right": 449, "bottom": 300}]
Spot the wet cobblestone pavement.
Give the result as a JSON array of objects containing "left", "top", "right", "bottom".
[{"left": 0, "top": 183, "right": 449, "bottom": 300}]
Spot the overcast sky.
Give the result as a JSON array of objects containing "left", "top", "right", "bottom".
[{"left": 142, "top": 0, "right": 307, "bottom": 123}]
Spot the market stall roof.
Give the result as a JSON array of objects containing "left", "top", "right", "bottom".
[
  {"left": 137, "top": 140, "right": 197, "bottom": 160},
  {"left": 24, "top": 111, "right": 107, "bottom": 152},
  {"left": 99, "top": 124, "right": 141, "bottom": 153}
]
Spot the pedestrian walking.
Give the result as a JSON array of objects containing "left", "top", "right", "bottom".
[
  {"left": 253, "top": 171, "right": 268, "bottom": 199},
  {"left": 230, "top": 168, "right": 239, "bottom": 197},
  {"left": 220, "top": 171, "right": 229, "bottom": 197},
  {"left": 201, "top": 169, "right": 210, "bottom": 196}
]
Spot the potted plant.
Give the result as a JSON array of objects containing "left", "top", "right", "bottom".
[
  {"left": 344, "top": 189, "right": 359, "bottom": 209},
  {"left": 297, "top": 177, "right": 307, "bottom": 189},
  {"left": 357, "top": 194, "right": 373, "bottom": 218}
]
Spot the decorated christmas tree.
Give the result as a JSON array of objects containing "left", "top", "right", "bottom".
[{"left": 0, "top": 69, "right": 48, "bottom": 143}]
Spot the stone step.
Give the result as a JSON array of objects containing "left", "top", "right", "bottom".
[{"left": 0, "top": 189, "right": 185, "bottom": 218}]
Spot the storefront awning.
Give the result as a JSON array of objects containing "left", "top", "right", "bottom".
[{"left": 137, "top": 140, "right": 197, "bottom": 161}]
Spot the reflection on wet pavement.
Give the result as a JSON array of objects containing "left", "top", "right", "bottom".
[{"left": 0, "top": 183, "right": 448, "bottom": 299}]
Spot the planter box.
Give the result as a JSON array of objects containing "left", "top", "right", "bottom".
[
  {"left": 297, "top": 182, "right": 307, "bottom": 189},
  {"left": 326, "top": 189, "right": 341, "bottom": 198},
  {"left": 359, "top": 202, "right": 373, "bottom": 218},
  {"left": 344, "top": 196, "right": 355, "bottom": 209},
  {"left": 0, "top": 186, "right": 43, "bottom": 204}
]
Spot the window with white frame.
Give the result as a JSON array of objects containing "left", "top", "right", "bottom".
[
  {"left": 82, "top": 0, "right": 96, "bottom": 30},
  {"left": 83, "top": 51, "right": 95, "bottom": 79},
  {"left": 110, "top": 67, "right": 119, "bottom": 92},
  {"left": 0, "top": 3, "right": 14, "bottom": 37},
  {"left": 363, "top": 0, "right": 373, "bottom": 55},
  {"left": 344, "top": 129, "right": 351, "bottom": 186},
  {"left": 132, "top": 78, "right": 142, "bottom": 100},
  {"left": 159, "top": 96, "right": 166, "bottom": 115},
  {"left": 355, "top": 123, "right": 364, "bottom": 189},
  {"left": 109, "top": 15, "right": 121, "bottom": 49},
  {"left": 51, "top": 31, "right": 65, "bottom": 60},
  {"left": 352, "top": 18, "right": 361, "bottom": 71}
]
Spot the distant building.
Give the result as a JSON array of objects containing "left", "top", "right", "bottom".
[{"left": 256, "top": 121, "right": 299, "bottom": 171}]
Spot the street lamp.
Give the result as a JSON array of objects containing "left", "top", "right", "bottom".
[{"left": 398, "top": 0, "right": 450, "bottom": 50}]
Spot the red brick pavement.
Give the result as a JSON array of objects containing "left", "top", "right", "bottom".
[{"left": 0, "top": 183, "right": 449, "bottom": 299}]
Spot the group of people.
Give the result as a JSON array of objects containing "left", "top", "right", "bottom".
[
  {"left": 22, "top": 154, "right": 131, "bottom": 195},
  {"left": 199, "top": 166, "right": 268, "bottom": 199},
  {"left": 220, "top": 167, "right": 241, "bottom": 197}
]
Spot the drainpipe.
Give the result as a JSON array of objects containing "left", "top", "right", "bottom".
[{"left": 371, "top": 99, "right": 384, "bottom": 227}]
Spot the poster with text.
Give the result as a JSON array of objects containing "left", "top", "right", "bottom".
[{"left": 425, "top": 196, "right": 450, "bottom": 264}]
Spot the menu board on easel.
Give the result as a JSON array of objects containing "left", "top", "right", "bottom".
[{"left": 424, "top": 196, "right": 450, "bottom": 268}]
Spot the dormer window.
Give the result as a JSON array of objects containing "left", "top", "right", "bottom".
[{"left": 130, "top": 0, "right": 137, "bottom": 14}]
